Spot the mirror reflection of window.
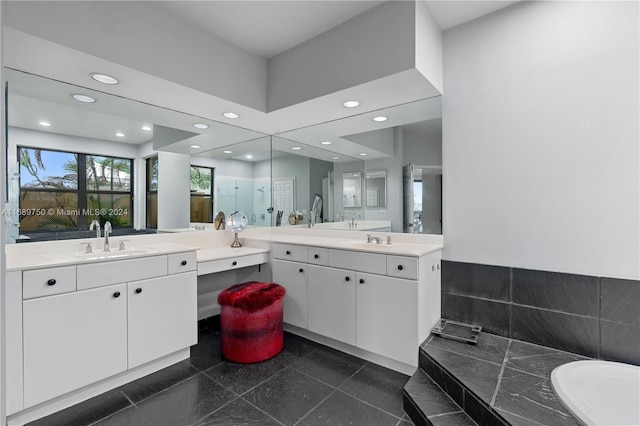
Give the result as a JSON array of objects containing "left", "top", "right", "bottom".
[
  {"left": 18, "top": 146, "right": 133, "bottom": 233},
  {"left": 190, "top": 166, "right": 213, "bottom": 223},
  {"left": 146, "top": 156, "right": 158, "bottom": 228},
  {"left": 413, "top": 180, "right": 422, "bottom": 233}
]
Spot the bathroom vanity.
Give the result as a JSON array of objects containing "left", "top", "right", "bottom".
[
  {"left": 272, "top": 242, "right": 441, "bottom": 368},
  {"left": 3, "top": 228, "right": 441, "bottom": 425}
]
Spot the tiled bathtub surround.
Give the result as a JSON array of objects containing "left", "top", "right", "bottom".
[
  {"left": 441, "top": 260, "right": 640, "bottom": 365},
  {"left": 405, "top": 333, "right": 588, "bottom": 426}
]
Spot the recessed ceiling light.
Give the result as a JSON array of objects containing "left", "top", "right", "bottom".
[
  {"left": 331, "top": 156, "right": 340, "bottom": 160},
  {"left": 359, "top": 153, "right": 368, "bottom": 156},
  {"left": 141, "top": 125, "right": 152, "bottom": 131},
  {"left": 193, "top": 123, "right": 209, "bottom": 129},
  {"left": 320, "top": 141, "right": 332, "bottom": 145},
  {"left": 115, "top": 132, "right": 125, "bottom": 137},
  {"left": 245, "top": 154, "right": 253, "bottom": 159},
  {"left": 190, "top": 145, "right": 201, "bottom": 149},
  {"left": 291, "top": 147, "right": 302, "bottom": 150},
  {"left": 343, "top": 100, "right": 360, "bottom": 108},
  {"left": 372, "top": 116, "right": 388, "bottom": 122},
  {"left": 71, "top": 94, "right": 96, "bottom": 103},
  {"left": 90, "top": 73, "right": 119, "bottom": 85},
  {"left": 223, "top": 150, "right": 233, "bottom": 154},
  {"left": 38, "top": 121, "right": 51, "bottom": 127},
  {"left": 223, "top": 112, "right": 240, "bottom": 119}
]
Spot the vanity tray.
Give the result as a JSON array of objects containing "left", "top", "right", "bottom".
[{"left": 431, "top": 320, "right": 482, "bottom": 344}]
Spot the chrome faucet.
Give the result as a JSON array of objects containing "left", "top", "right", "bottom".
[
  {"left": 89, "top": 220, "right": 101, "bottom": 239},
  {"left": 366, "top": 234, "right": 382, "bottom": 244},
  {"left": 103, "top": 221, "right": 112, "bottom": 252}
]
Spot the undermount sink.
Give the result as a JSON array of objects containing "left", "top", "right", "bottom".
[
  {"left": 338, "top": 240, "right": 409, "bottom": 251},
  {"left": 342, "top": 242, "right": 396, "bottom": 250},
  {"left": 72, "top": 248, "right": 151, "bottom": 261}
]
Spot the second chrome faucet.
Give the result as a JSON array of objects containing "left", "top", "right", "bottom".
[
  {"left": 89, "top": 219, "right": 112, "bottom": 251},
  {"left": 103, "top": 221, "right": 112, "bottom": 252}
]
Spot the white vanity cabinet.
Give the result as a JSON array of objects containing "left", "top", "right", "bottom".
[
  {"left": 307, "top": 265, "right": 356, "bottom": 345},
  {"left": 127, "top": 271, "right": 197, "bottom": 368},
  {"left": 8, "top": 251, "right": 198, "bottom": 419},
  {"left": 355, "top": 272, "right": 417, "bottom": 365},
  {"left": 274, "top": 242, "right": 441, "bottom": 369},
  {"left": 23, "top": 283, "right": 128, "bottom": 407},
  {"left": 272, "top": 259, "right": 308, "bottom": 328}
]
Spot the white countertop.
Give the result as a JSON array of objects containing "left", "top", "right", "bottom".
[
  {"left": 6, "top": 242, "right": 195, "bottom": 271},
  {"left": 5, "top": 227, "right": 443, "bottom": 271},
  {"left": 242, "top": 234, "right": 441, "bottom": 257}
]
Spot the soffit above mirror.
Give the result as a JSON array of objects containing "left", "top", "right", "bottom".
[
  {"left": 275, "top": 96, "right": 442, "bottom": 160},
  {"left": 5, "top": 68, "right": 266, "bottom": 151}
]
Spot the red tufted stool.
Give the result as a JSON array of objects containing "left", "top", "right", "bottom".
[{"left": 217, "top": 282, "right": 286, "bottom": 363}]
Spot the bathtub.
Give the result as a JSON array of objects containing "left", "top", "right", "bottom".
[{"left": 551, "top": 360, "right": 640, "bottom": 426}]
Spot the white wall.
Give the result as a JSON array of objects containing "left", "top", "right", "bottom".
[
  {"left": 442, "top": 1, "right": 639, "bottom": 279},
  {"left": 415, "top": 0, "right": 443, "bottom": 93},
  {"left": 3, "top": 1, "right": 267, "bottom": 111},
  {"left": 364, "top": 127, "right": 404, "bottom": 231},
  {"left": 267, "top": 1, "right": 415, "bottom": 111},
  {"left": 157, "top": 152, "right": 190, "bottom": 230},
  {"left": 402, "top": 120, "right": 442, "bottom": 166}
]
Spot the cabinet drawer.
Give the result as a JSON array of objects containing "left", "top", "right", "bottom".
[
  {"left": 168, "top": 252, "right": 197, "bottom": 274},
  {"left": 328, "top": 249, "right": 386, "bottom": 275},
  {"left": 307, "top": 247, "right": 328, "bottom": 265},
  {"left": 23, "top": 266, "right": 76, "bottom": 299},
  {"left": 386, "top": 255, "right": 418, "bottom": 280},
  {"left": 198, "top": 252, "right": 268, "bottom": 276},
  {"left": 272, "top": 243, "right": 308, "bottom": 262},
  {"left": 77, "top": 256, "right": 168, "bottom": 290}
]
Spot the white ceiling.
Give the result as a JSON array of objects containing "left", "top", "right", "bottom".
[{"left": 158, "top": 1, "right": 519, "bottom": 58}]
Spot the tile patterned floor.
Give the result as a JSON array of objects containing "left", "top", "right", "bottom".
[{"left": 28, "top": 319, "right": 414, "bottom": 426}]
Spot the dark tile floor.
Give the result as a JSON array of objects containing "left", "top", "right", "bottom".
[{"left": 28, "top": 319, "right": 415, "bottom": 426}]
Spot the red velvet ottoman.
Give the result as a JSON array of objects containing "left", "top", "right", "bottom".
[{"left": 217, "top": 282, "right": 286, "bottom": 363}]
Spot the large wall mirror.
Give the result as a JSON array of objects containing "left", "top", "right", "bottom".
[
  {"left": 274, "top": 96, "right": 442, "bottom": 234},
  {"left": 6, "top": 68, "right": 442, "bottom": 240},
  {"left": 5, "top": 68, "right": 269, "bottom": 242}
]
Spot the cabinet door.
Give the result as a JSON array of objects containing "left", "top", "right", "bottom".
[
  {"left": 23, "top": 284, "right": 128, "bottom": 408},
  {"left": 128, "top": 271, "right": 197, "bottom": 369},
  {"left": 272, "top": 259, "right": 308, "bottom": 328},
  {"left": 356, "top": 272, "right": 417, "bottom": 365},
  {"left": 307, "top": 265, "right": 356, "bottom": 345}
]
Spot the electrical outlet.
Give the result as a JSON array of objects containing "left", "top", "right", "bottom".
[{"left": 381, "top": 211, "right": 386, "bottom": 218}]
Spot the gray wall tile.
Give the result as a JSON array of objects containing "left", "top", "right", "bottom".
[
  {"left": 600, "top": 320, "right": 640, "bottom": 365},
  {"left": 512, "top": 306, "right": 598, "bottom": 358},
  {"left": 442, "top": 293, "right": 511, "bottom": 337},
  {"left": 512, "top": 269, "right": 598, "bottom": 316},
  {"left": 441, "top": 260, "right": 639, "bottom": 363},
  {"left": 442, "top": 261, "right": 510, "bottom": 301},
  {"left": 601, "top": 278, "right": 640, "bottom": 325}
]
